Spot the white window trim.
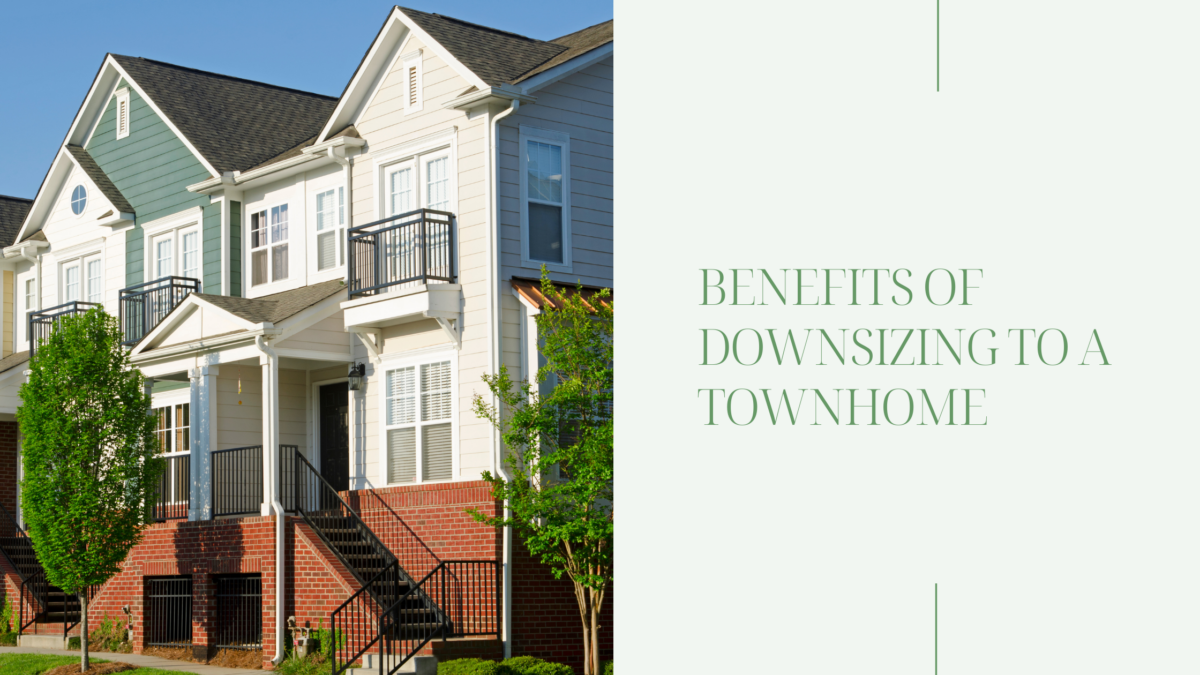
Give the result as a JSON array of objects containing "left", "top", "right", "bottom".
[
  {"left": 310, "top": 185, "right": 347, "bottom": 280},
  {"left": 246, "top": 201, "right": 292, "bottom": 289},
  {"left": 115, "top": 88, "right": 131, "bottom": 140},
  {"left": 518, "top": 125, "right": 573, "bottom": 271},
  {"left": 57, "top": 248, "right": 104, "bottom": 307},
  {"left": 141, "top": 207, "right": 204, "bottom": 284},
  {"left": 151, "top": 389, "right": 191, "bottom": 506},
  {"left": 372, "top": 129, "right": 458, "bottom": 220},
  {"left": 402, "top": 50, "right": 424, "bottom": 115},
  {"left": 376, "top": 347, "right": 459, "bottom": 487},
  {"left": 70, "top": 184, "right": 89, "bottom": 219}
]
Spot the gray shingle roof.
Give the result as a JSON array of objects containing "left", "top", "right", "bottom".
[
  {"left": 65, "top": 145, "right": 134, "bottom": 214},
  {"left": 0, "top": 350, "right": 30, "bottom": 376},
  {"left": 244, "top": 125, "right": 361, "bottom": 173},
  {"left": 0, "top": 196, "right": 32, "bottom": 248},
  {"left": 110, "top": 55, "right": 339, "bottom": 174},
  {"left": 195, "top": 279, "right": 346, "bottom": 325},
  {"left": 513, "top": 20, "right": 614, "bottom": 83},
  {"left": 398, "top": 7, "right": 569, "bottom": 86}
]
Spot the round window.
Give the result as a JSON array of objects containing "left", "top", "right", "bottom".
[{"left": 70, "top": 185, "right": 87, "bottom": 215}]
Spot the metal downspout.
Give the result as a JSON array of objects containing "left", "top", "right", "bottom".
[
  {"left": 490, "top": 99, "right": 520, "bottom": 659},
  {"left": 255, "top": 335, "right": 287, "bottom": 666}
]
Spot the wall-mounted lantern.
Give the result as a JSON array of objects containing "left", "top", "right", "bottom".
[{"left": 348, "top": 363, "right": 366, "bottom": 391}]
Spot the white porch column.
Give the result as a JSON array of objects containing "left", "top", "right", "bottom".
[
  {"left": 260, "top": 347, "right": 280, "bottom": 515},
  {"left": 189, "top": 365, "right": 219, "bottom": 521}
]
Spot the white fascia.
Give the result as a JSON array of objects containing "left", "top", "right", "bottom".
[
  {"left": 187, "top": 136, "right": 365, "bottom": 195},
  {"left": 1, "top": 238, "right": 49, "bottom": 260}
]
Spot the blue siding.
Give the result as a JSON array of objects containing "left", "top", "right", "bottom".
[{"left": 85, "top": 80, "right": 213, "bottom": 288}]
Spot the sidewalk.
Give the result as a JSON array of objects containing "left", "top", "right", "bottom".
[{"left": 0, "top": 646, "right": 265, "bottom": 675}]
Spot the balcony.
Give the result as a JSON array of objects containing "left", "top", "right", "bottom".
[
  {"left": 29, "top": 301, "right": 102, "bottom": 357},
  {"left": 119, "top": 276, "right": 202, "bottom": 346},
  {"left": 344, "top": 209, "right": 461, "bottom": 335},
  {"left": 348, "top": 208, "right": 456, "bottom": 299}
]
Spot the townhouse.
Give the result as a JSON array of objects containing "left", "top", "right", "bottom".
[{"left": 0, "top": 7, "right": 612, "bottom": 672}]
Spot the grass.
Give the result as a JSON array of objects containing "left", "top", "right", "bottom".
[{"left": 0, "top": 654, "right": 194, "bottom": 675}]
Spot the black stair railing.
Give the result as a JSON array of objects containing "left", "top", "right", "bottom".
[
  {"left": 347, "top": 208, "right": 455, "bottom": 299},
  {"left": 119, "top": 276, "right": 201, "bottom": 346},
  {"left": 29, "top": 301, "right": 102, "bottom": 357},
  {"left": 18, "top": 569, "right": 47, "bottom": 634}
]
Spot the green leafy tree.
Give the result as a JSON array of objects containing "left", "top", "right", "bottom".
[
  {"left": 17, "top": 309, "right": 162, "bottom": 671},
  {"left": 471, "top": 271, "right": 613, "bottom": 675}
]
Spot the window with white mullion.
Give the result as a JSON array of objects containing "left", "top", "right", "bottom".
[
  {"left": 251, "top": 204, "right": 289, "bottom": 286},
  {"left": 384, "top": 359, "right": 453, "bottom": 484},
  {"left": 86, "top": 258, "right": 103, "bottom": 303},
  {"left": 154, "top": 402, "right": 190, "bottom": 504},
  {"left": 315, "top": 187, "right": 346, "bottom": 272},
  {"left": 182, "top": 231, "right": 200, "bottom": 281},
  {"left": 63, "top": 264, "right": 80, "bottom": 303},
  {"left": 520, "top": 128, "right": 571, "bottom": 268}
]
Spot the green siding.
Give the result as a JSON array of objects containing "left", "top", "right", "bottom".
[
  {"left": 152, "top": 381, "right": 190, "bottom": 394},
  {"left": 229, "top": 201, "right": 242, "bottom": 297},
  {"left": 203, "top": 203, "right": 221, "bottom": 293},
  {"left": 86, "top": 80, "right": 212, "bottom": 288}
]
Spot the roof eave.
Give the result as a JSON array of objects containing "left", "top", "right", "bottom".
[{"left": 443, "top": 86, "right": 537, "bottom": 111}]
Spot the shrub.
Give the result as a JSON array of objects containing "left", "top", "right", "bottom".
[
  {"left": 502, "top": 656, "right": 574, "bottom": 675},
  {"left": 602, "top": 663, "right": 612, "bottom": 675},
  {"left": 67, "top": 636, "right": 81, "bottom": 650},
  {"left": 0, "top": 632, "right": 17, "bottom": 646},
  {"left": 438, "top": 659, "right": 503, "bottom": 675}
]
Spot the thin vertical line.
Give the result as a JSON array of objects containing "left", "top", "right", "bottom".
[
  {"left": 936, "top": 0, "right": 940, "bottom": 92},
  {"left": 935, "top": 583, "right": 939, "bottom": 675}
]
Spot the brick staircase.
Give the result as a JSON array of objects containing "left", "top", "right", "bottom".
[{"left": 0, "top": 508, "right": 84, "bottom": 643}]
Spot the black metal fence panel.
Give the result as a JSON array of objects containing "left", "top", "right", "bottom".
[
  {"left": 212, "top": 445, "right": 299, "bottom": 517},
  {"left": 145, "top": 576, "right": 192, "bottom": 646},
  {"left": 215, "top": 574, "right": 262, "bottom": 649},
  {"left": 153, "top": 455, "right": 190, "bottom": 521},
  {"left": 29, "top": 302, "right": 101, "bottom": 358},
  {"left": 348, "top": 209, "right": 455, "bottom": 299}
]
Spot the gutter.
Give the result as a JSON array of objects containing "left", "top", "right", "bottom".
[
  {"left": 444, "top": 85, "right": 535, "bottom": 112},
  {"left": 254, "top": 335, "right": 286, "bottom": 666},
  {"left": 489, "top": 98, "right": 521, "bottom": 659},
  {"left": 3, "top": 241, "right": 47, "bottom": 346},
  {"left": 187, "top": 136, "right": 365, "bottom": 195}
]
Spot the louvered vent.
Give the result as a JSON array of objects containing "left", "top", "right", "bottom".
[
  {"left": 408, "top": 66, "right": 418, "bottom": 106},
  {"left": 116, "top": 92, "right": 130, "bottom": 140}
]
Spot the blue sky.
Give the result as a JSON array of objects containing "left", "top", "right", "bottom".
[{"left": 0, "top": 0, "right": 612, "bottom": 199}]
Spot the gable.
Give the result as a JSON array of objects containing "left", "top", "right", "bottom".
[
  {"left": 356, "top": 34, "right": 473, "bottom": 146},
  {"left": 86, "top": 79, "right": 213, "bottom": 288},
  {"left": 143, "top": 302, "right": 248, "bottom": 350}
]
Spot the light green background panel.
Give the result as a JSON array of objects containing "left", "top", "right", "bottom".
[
  {"left": 84, "top": 80, "right": 211, "bottom": 288},
  {"left": 618, "top": 0, "right": 1200, "bottom": 673}
]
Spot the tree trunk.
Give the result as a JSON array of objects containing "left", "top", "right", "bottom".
[
  {"left": 590, "top": 588, "right": 600, "bottom": 675},
  {"left": 80, "top": 592, "right": 89, "bottom": 672}
]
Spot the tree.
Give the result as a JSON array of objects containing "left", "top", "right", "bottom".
[
  {"left": 18, "top": 308, "right": 162, "bottom": 671},
  {"left": 471, "top": 271, "right": 613, "bottom": 675}
]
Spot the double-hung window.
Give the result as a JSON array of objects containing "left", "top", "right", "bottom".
[
  {"left": 315, "top": 188, "right": 345, "bottom": 271},
  {"left": 381, "top": 149, "right": 452, "bottom": 287},
  {"left": 520, "top": 127, "right": 571, "bottom": 268},
  {"left": 383, "top": 357, "right": 454, "bottom": 483},
  {"left": 154, "top": 401, "right": 190, "bottom": 506},
  {"left": 61, "top": 253, "right": 102, "bottom": 305},
  {"left": 150, "top": 226, "right": 201, "bottom": 281},
  {"left": 251, "top": 205, "right": 289, "bottom": 286}
]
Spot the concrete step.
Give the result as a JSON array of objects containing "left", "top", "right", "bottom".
[
  {"left": 18, "top": 634, "right": 68, "bottom": 649},
  {"left": 359, "top": 654, "right": 436, "bottom": 674}
]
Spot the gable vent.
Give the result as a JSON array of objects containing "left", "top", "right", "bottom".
[
  {"left": 408, "top": 67, "right": 418, "bottom": 106},
  {"left": 116, "top": 89, "right": 131, "bottom": 140}
]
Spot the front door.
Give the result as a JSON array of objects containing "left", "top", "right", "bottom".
[{"left": 319, "top": 382, "right": 350, "bottom": 491}]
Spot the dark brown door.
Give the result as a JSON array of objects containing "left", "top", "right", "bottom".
[{"left": 319, "top": 382, "right": 350, "bottom": 491}]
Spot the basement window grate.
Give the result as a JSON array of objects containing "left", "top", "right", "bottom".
[
  {"left": 215, "top": 574, "right": 262, "bottom": 649},
  {"left": 145, "top": 576, "right": 192, "bottom": 647}
]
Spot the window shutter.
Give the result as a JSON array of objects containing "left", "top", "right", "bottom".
[
  {"left": 387, "top": 428, "right": 416, "bottom": 483},
  {"left": 408, "top": 67, "right": 418, "bottom": 106},
  {"left": 422, "top": 423, "right": 452, "bottom": 480}
]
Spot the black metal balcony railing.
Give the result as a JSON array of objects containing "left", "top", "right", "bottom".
[
  {"left": 153, "top": 454, "right": 190, "bottom": 522},
  {"left": 119, "top": 276, "right": 202, "bottom": 346},
  {"left": 29, "top": 301, "right": 102, "bottom": 358},
  {"left": 348, "top": 208, "right": 455, "bottom": 299}
]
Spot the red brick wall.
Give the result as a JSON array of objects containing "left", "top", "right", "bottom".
[
  {"left": 86, "top": 516, "right": 277, "bottom": 666},
  {"left": 510, "top": 537, "right": 614, "bottom": 671},
  {"left": 0, "top": 422, "right": 18, "bottom": 523}
]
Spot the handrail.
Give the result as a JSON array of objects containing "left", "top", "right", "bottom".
[
  {"left": 293, "top": 451, "right": 399, "bottom": 576},
  {"left": 347, "top": 208, "right": 455, "bottom": 299},
  {"left": 212, "top": 445, "right": 299, "bottom": 517},
  {"left": 378, "top": 563, "right": 449, "bottom": 675},
  {"left": 0, "top": 501, "right": 31, "bottom": 581},
  {"left": 29, "top": 301, "right": 101, "bottom": 358},
  {"left": 119, "top": 276, "right": 201, "bottom": 346},
  {"left": 328, "top": 560, "right": 400, "bottom": 675},
  {"left": 18, "top": 569, "right": 46, "bottom": 634}
]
